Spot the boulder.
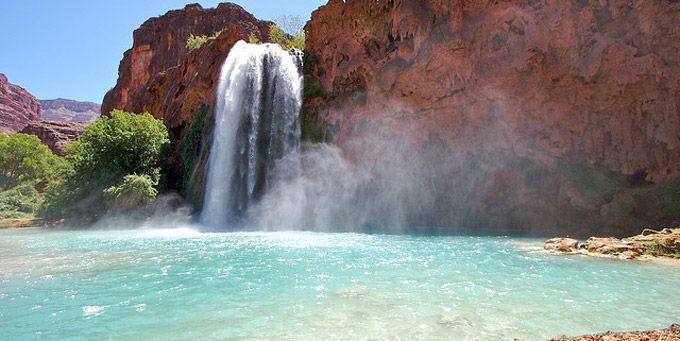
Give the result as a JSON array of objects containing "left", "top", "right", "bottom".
[
  {"left": 544, "top": 238, "right": 579, "bottom": 253},
  {"left": 586, "top": 237, "right": 642, "bottom": 256}
]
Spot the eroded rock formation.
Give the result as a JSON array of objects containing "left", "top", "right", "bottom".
[
  {"left": 0, "top": 73, "right": 41, "bottom": 133},
  {"left": 544, "top": 227, "right": 680, "bottom": 260},
  {"left": 304, "top": 0, "right": 680, "bottom": 236},
  {"left": 101, "top": 3, "right": 271, "bottom": 130},
  {"left": 20, "top": 121, "right": 88, "bottom": 156}
]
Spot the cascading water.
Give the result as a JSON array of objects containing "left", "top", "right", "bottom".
[{"left": 200, "top": 40, "right": 302, "bottom": 228}]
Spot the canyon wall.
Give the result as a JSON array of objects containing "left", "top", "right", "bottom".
[
  {"left": 303, "top": 0, "right": 680, "bottom": 236},
  {"left": 101, "top": 3, "right": 271, "bottom": 131},
  {"left": 101, "top": 1, "right": 680, "bottom": 236},
  {"left": 20, "top": 121, "right": 88, "bottom": 156},
  {"left": 0, "top": 73, "right": 41, "bottom": 133}
]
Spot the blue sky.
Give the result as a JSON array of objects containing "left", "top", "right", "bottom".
[{"left": 0, "top": 1, "right": 326, "bottom": 104}]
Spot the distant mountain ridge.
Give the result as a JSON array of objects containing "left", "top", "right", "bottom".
[{"left": 40, "top": 98, "right": 100, "bottom": 122}]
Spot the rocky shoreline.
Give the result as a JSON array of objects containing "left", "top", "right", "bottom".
[
  {"left": 545, "top": 227, "right": 680, "bottom": 260},
  {"left": 550, "top": 323, "right": 680, "bottom": 340}
]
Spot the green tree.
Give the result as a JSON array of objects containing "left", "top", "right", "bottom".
[
  {"left": 268, "top": 23, "right": 305, "bottom": 51},
  {"left": 0, "top": 133, "right": 64, "bottom": 190},
  {"left": 40, "top": 110, "right": 169, "bottom": 219},
  {"left": 273, "top": 15, "right": 304, "bottom": 35},
  {"left": 103, "top": 174, "right": 158, "bottom": 211},
  {"left": 267, "top": 15, "right": 305, "bottom": 51}
]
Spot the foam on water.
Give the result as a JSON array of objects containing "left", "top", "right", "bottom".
[{"left": 1, "top": 228, "right": 678, "bottom": 340}]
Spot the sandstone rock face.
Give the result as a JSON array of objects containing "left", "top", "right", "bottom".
[
  {"left": 0, "top": 73, "right": 41, "bottom": 133},
  {"left": 20, "top": 121, "right": 88, "bottom": 156},
  {"left": 305, "top": 0, "right": 680, "bottom": 236},
  {"left": 101, "top": 3, "right": 271, "bottom": 130},
  {"left": 40, "top": 99, "right": 100, "bottom": 122}
]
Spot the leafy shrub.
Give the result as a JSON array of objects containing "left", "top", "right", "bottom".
[
  {"left": 186, "top": 30, "right": 226, "bottom": 51},
  {"left": 0, "top": 182, "right": 41, "bottom": 218},
  {"left": 248, "top": 32, "right": 261, "bottom": 44},
  {"left": 186, "top": 34, "right": 210, "bottom": 50},
  {"left": 103, "top": 174, "right": 158, "bottom": 210}
]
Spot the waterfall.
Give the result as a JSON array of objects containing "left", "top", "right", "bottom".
[{"left": 200, "top": 40, "right": 302, "bottom": 228}]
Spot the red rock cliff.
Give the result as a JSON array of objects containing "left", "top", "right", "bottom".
[
  {"left": 101, "top": 3, "right": 271, "bottom": 130},
  {"left": 40, "top": 99, "right": 100, "bottom": 122},
  {"left": 0, "top": 73, "right": 42, "bottom": 133},
  {"left": 20, "top": 121, "right": 88, "bottom": 156},
  {"left": 304, "top": 0, "right": 680, "bottom": 235}
]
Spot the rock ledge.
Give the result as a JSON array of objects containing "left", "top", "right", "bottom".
[{"left": 544, "top": 228, "right": 680, "bottom": 260}]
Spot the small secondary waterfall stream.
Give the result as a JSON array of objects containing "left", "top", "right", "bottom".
[{"left": 201, "top": 41, "right": 302, "bottom": 228}]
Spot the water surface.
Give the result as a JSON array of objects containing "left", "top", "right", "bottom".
[{"left": 1, "top": 228, "right": 678, "bottom": 340}]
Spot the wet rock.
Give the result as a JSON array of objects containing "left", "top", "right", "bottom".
[
  {"left": 585, "top": 237, "right": 642, "bottom": 255},
  {"left": 544, "top": 238, "right": 579, "bottom": 252},
  {"left": 641, "top": 228, "right": 660, "bottom": 236},
  {"left": 288, "top": 48, "right": 304, "bottom": 67}
]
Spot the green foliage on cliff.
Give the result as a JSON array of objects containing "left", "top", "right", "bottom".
[
  {"left": 179, "top": 104, "right": 207, "bottom": 193},
  {"left": 186, "top": 34, "right": 210, "bottom": 50},
  {"left": 248, "top": 32, "right": 261, "bottom": 44},
  {"left": 633, "top": 179, "right": 680, "bottom": 223},
  {"left": 269, "top": 24, "right": 305, "bottom": 50},
  {"left": 268, "top": 15, "right": 305, "bottom": 50},
  {"left": 303, "top": 76, "right": 325, "bottom": 99},
  {"left": 40, "top": 110, "right": 169, "bottom": 219},
  {"left": 559, "top": 161, "right": 622, "bottom": 203},
  {"left": 186, "top": 30, "right": 224, "bottom": 50}
]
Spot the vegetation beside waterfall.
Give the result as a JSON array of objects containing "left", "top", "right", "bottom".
[{"left": 40, "top": 110, "right": 169, "bottom": 219}]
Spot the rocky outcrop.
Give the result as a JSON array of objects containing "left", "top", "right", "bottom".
[
  {"left": 20, "top": 121, "right": 88, "bottom": 156},
  {"left": 0, "top": 73, "right": 41, "bottom": 133},
  {"left": 40, "top": 99, "right": 100, "bottom": 122},
  {"left": 551, "top": 323, "right": 680, "bottom": 341},
  {"left": 304, "top": 0, "right": 680, "bottom": 236},
  {"left": 544, "top": 237, "right": 579, "bottom": 253},
  {"left": 545, "top": 227, "right": 680, "bottom": 259},
  {"left": 101, "top": 3, "right": 271, "bottom": 130}
]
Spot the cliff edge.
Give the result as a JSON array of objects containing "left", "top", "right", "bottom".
[{"left": 0, "top": 73, "right": 41, "bottom": 133}]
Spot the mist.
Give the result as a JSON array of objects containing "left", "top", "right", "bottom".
[{"left": 245, "top": 124, "right": 561, "bottom": 236}]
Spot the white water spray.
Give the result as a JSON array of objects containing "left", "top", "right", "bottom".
[{"left": 201, "top": 41, "right": 302, "bottom": 228}]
